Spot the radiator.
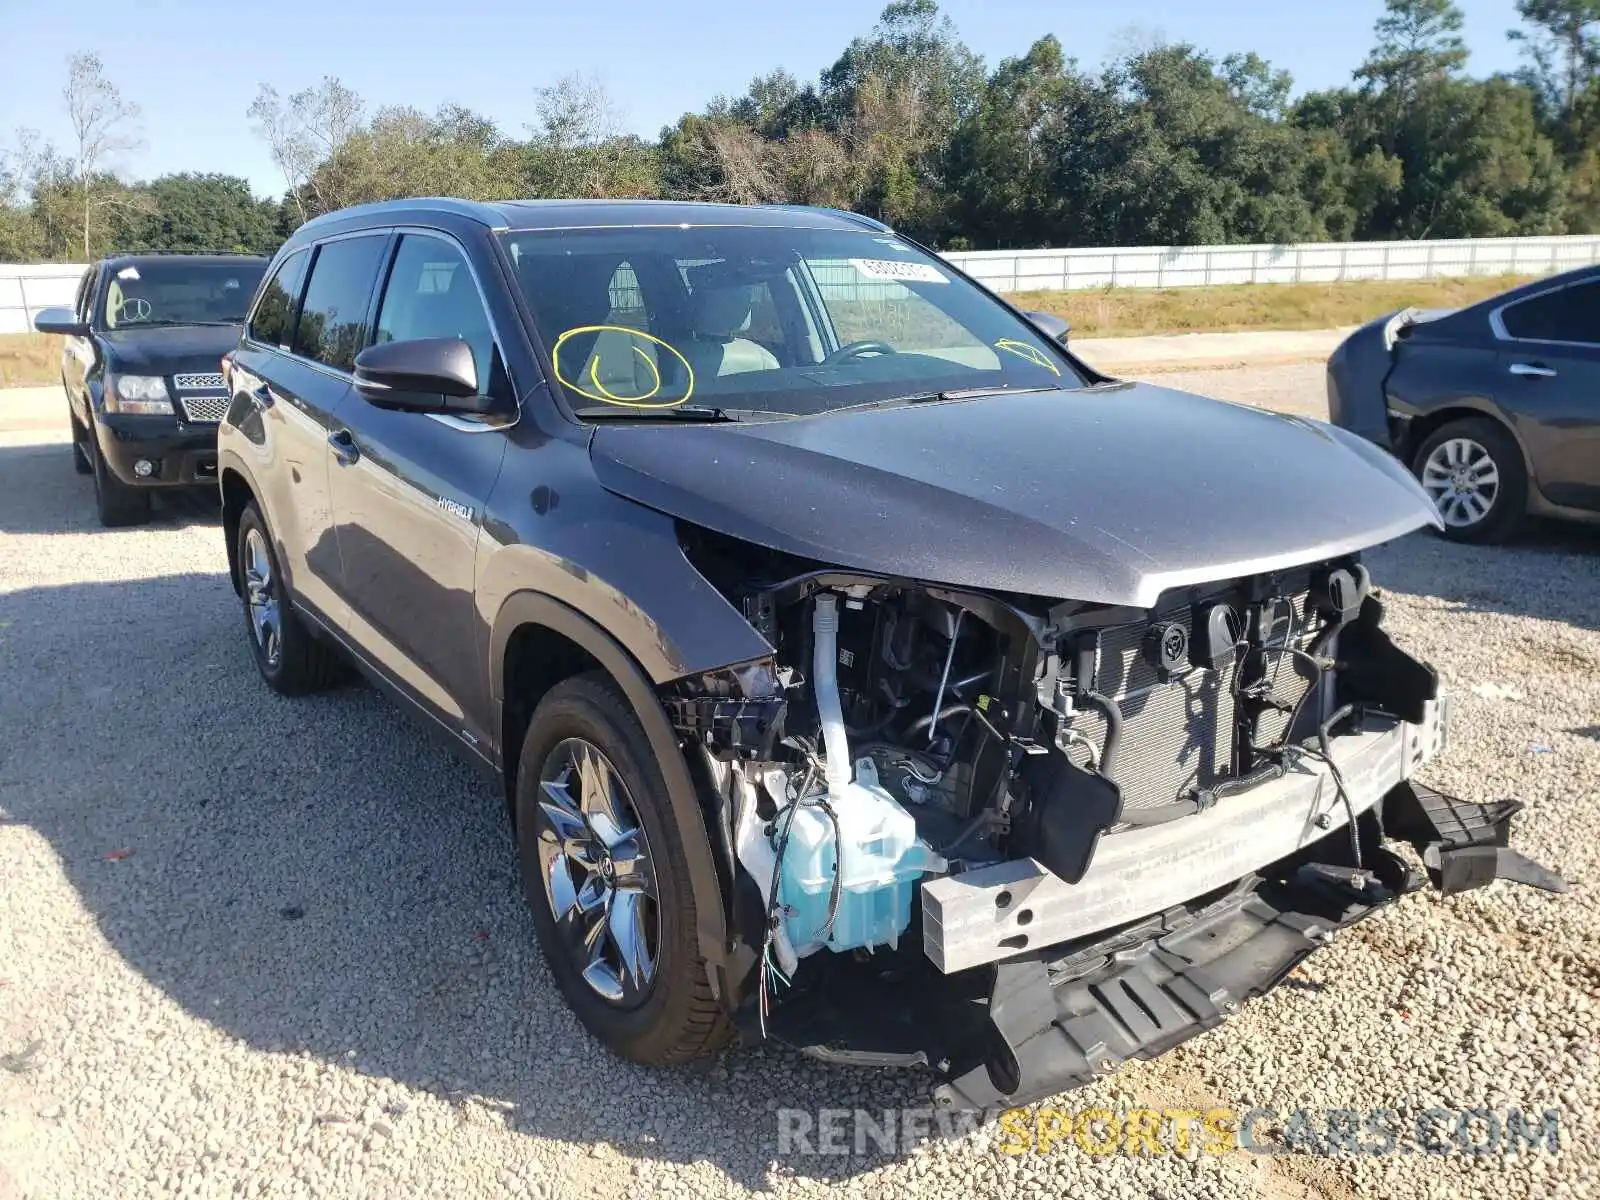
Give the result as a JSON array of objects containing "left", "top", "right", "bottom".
[{"left": 1059, "top": 592, "right": 1320, "bottom": 812}]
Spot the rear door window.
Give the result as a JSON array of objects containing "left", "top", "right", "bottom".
[
  {"left": 1501, "top": 281, "right": 1600, "bottom": 345},
  {"left": 247, "top": 249, "right": 309, "bottom": 350},
  {"left": 293, "top": 235, "right": 389, "bottom": 371}
]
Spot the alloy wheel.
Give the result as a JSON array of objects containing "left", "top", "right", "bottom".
[
  {"left": 242, "top": 527, "right": 283, "bottom": 669},
  {"left": 535, "top": 737, "right": 659, "bottom": 1007},
  {"left": 1420, "top": 436, "right": 1500, "bottom": 529}
]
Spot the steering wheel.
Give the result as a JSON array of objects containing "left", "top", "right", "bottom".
[
  {"left": 821, "top": 340, "right": 897, "bottom": 366},
  {"left": 118, "top": 297, "right": 152, "bottom": 323}
]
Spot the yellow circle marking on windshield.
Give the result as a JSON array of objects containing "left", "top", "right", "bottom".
[
  {"left": 588, "top": 346, "right": 663, "bottom": 404},
  {"left": 552, "top": 325, "right": 696, "bottom": 408},
  {"left": 995, "top": 339, "right": 1061, "bottom": 376}
]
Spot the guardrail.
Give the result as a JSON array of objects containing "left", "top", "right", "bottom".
[{"left": 8, "top": 234, "right": 1600, "bottom": 333}]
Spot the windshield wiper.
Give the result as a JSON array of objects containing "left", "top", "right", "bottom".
[
  {"left": 831, "top": 384, "right": 1065, "bottom": 416},
  {"left": 574, "top": 405, "right": 755, "bottom": 423}
]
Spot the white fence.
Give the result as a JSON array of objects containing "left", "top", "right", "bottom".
[
  {"left": 0, "top": 263, "right": 85, "bottom": 335},
  {"left": 8, "top": 234, "right": 1600, "bottom": 333},
  {"left": 940, "top": 234, "right": 1600, "bottom": 293}
]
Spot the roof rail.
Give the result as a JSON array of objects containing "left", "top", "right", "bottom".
[
  {"left": 107, "top": 249, "right": 270, "bottom": 258},
  {"left": 761, "top": 204, "right": 894, "bottom": 233},
  {"left": 295, "top": 196, "right": 508, "bottom": 233}
]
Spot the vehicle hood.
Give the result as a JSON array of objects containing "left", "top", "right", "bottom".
[
  {"left": 588, "top": 383, "right": 1443, "bottom": 608},
  {"left": 99, "top": 324, "right": 242, "bottom": 374}
]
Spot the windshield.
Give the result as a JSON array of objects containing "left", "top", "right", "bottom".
[
  {"left": 500, "top": 226, "right": 1081, "bottom": 417},
  {"left": 101, "top": 260, "right": 268, "bottom": 330}
]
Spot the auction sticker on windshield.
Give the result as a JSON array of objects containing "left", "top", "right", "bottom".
[{"left": 850, "top": 259, "right": 949, "bottom": 284}]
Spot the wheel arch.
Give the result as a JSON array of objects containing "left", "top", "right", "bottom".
[
  {"left": 220, "top": 467, "right": 257, "bottom": 598},
  {"left": 1403, "top": 403, "right": 1534, "bottom": 481},
  {"left": 490, "top": 590, "right": 733, "bottom": 1000}
]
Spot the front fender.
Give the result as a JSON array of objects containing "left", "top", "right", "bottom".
[{"left": 488, "top": 590, "right": 736, "bottom": 1002}]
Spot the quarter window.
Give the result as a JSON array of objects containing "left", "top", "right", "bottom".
[
  {"left": 373, "top": 235, "right": 496, "bottom": 389},
  {"left": 293, "top": 235, "right": 388, "bottom": 371},
  {"left": 1500, "top": 281, "right": 1600, "bottom": 344},
  {"left": 248, "top": 250, "right": 309, "bottom": 349}
]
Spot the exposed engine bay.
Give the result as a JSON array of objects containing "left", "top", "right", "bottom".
[{"left": 665, "top": 526, "right": 1565, "bottom": 1108}]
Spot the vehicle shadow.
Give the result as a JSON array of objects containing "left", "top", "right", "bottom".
[
  {"left": 0, "top": 443, "right": 220, "bottom": 535},
  {"left": 1367, "top": 521, "right": 1600, "bottom": 634},
  {"left": 0, "top": 573, "right": 941, "bottom": 1189}
]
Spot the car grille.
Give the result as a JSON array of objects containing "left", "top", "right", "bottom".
[
  {"left": 174, "top": 372, "right": 226, "bottom": 391},
  {"left": 178, "top": 394, "right": 230, "bottom": 423},
  {"left": 1059, "top": 591, "right": 1321, "bottom": 812}
]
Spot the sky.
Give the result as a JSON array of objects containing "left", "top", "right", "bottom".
[{"left": 0, "top": 0, "right": 1531, "bottom": 200}]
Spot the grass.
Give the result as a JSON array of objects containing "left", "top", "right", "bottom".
[
  {"left": 0, "top": 333, "right": 63, "bottom": 389},
  {"left": 1008, "top": 274, "right": 1538, "bottom": 338},
  {"left": 0, "top": 273, "right": 1543, "bottom": 388}
]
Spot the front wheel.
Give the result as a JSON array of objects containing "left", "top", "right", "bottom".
[
  {"left": 515, "top": 673, "right": 730, "bottom": 1065},
  {"left": 1412, "top": 417, "right": 1528, "bottom": 544}
]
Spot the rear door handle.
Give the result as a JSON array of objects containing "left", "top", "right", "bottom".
[
  {"left": 250, "top": 384, "right": 275, "bottom": 410},
  {"left": 1509, "top": 362, "right": 1558, "bottom": 377},
  {"left": 328, "top": 428, "right": 361, "bottom": 466}
]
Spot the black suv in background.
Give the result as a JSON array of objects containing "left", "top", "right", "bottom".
[
  {"left": 33, "top": 252, "right": 269, "bottom": 525},
  {"left": 216, "top": 198, "right": 1555, "bottom": 1111}
]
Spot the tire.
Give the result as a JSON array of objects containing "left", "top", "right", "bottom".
[
  {"left": 70, "top": 414, "right": 92, "bottom": 475},
  {"left": 515, "top": 672, "right": 731, "bottom": 1065},
  {"left": 235, "top": 502, "right": 345, "bottom": 694},
  {"left": 86, "top": 428, "right": 151, "bottom": 527},
  {"left": 1412, "top": 417, "right": 1528, "bottom": 544}
]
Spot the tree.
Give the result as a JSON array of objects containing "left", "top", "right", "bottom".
[
  {"left": 63, "top": 53, "right": 143, "bottom": 258},
  {"left": 944, "top": 36, "right": 1078, "bottom": 247},
  {"left": 118, "top": 174, "right": 281, "bottom": 253},
  {"left": 1509, "top": 0, "right": 1600, "bottom": 139},
  {"left": 521, "top": 73, "right": 657, "bottom": 198},
  {"left": 1297, "top": 0, "right": 1569, "bottom": 239},
  {"left": 1357, "top": 0, "right": 1470, "bottom": 100},
  {"left": 308, "top": 103, "right": 518, "bottom": 207},
  {"left": 248, "top": 77, "right": 363, "bottom": 220},
  {"left": 818, "top": 1, "right": 986, "bottom": 236},
  {"left": 0, "top": 129, "right": 69, "bottom": 260}
]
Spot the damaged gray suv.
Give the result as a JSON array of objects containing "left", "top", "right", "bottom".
[{"left": 217, "top": 197, "right": 1562, "bottom": 1111}]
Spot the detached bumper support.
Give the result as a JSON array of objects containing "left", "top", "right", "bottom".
[
  {"left": 1385, "top": 782, "right": 1567, "bottom": 895},
  {"left": 931, "top": 782, "right": 1565, "bottom": 1112},
  {"left": 931, "top": 858, "right": 1409, "bottom": 1111}
]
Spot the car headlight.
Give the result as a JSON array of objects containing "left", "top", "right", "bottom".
[{"left": 105, "top": 374, "right": 173, "bottom": 415}]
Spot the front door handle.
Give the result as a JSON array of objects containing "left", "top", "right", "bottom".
[
  {"left": 328, "top": 428, "right": 361, "bottom": 466},
  {"left": 1509, "top": 362, "right": 1558, "bottom": 378},
  {"left": 250, "top": 384, "right": 275, "bottom": 410}
]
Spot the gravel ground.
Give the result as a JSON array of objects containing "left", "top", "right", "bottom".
[{"left": 1, "top": 369, "right": 1596, "bottom": 1200}]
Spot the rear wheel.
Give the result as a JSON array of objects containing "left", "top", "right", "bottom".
[
  {"left": 86, "top": 428, "right": 151, "bottom": 527},
  {"left": 515, "top": 673, "right": 730, "bottom": 1065},
  {"left": 236, "top": 503, "right": 345, "bottom": 694},
  {"left": 1412, "top": 417, "right": 1527, "bottom": 544}
]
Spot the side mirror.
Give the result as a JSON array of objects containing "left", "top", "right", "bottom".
[
  {"left": 1024, "top": 310, "right": 1071, "bottom": 345},
  {"left": 33, "top": 306, "right": 89, "bottom": 337},
  {"left": 353, "top": 337, "right": 504, "bottom": 415}
]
